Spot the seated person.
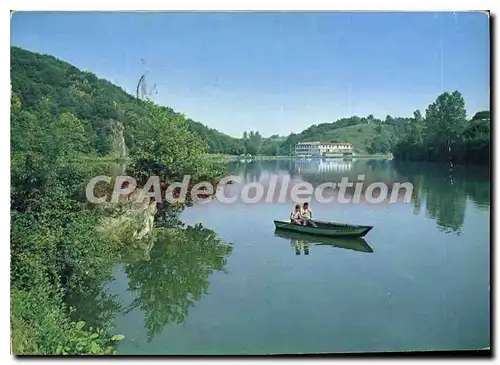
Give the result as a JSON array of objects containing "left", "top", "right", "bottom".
[
  {"left": 301, "top": 202, "right": 318, "bottom": 227},
  {"left": 290, "top": 204, "right": 306, "bottom": 225}
]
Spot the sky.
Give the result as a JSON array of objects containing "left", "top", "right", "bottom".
[{"left": 11, "top": 11, "right": 490, "bottom": 137}]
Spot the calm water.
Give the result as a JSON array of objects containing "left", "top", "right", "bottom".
[{"left": 100, "top": 158, "right": 490, "bottom": 354}]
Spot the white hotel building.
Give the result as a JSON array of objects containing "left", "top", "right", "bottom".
[{"left": 295, "top": 141, "right": 353, "bottom": 157}]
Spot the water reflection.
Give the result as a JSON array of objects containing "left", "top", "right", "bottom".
[
  {"left": 291, "top": 239, "right": 310, "bottom": 255},
  {"left": 229, "top": 158, "right": 359, "bottom": 183},
  {"left": 225, "top": 158, "right": 415, "bottom": 203},
  {"left": 393, "top": 161, "right": 490, "bottom": 234},
  {"left": 274, "top": 229, "right": 373, "bottom": 254},
  {"left": 294, "top": 158, "right": 353, "bottom": 175},
  {"left": 83, "top": 158, "right": 490, "bottom": 354},
  {"left": 79, "top": 158, "right": 489, "bottom": 351},
  {"left": 122, "top": 224, "right": 232, "bottom": 342},
  {"left": 67, "top": 283, "right": 123, "bottom": 331},
  {"left": 229, "top": 158, "right": 490, "bottom": 234}
]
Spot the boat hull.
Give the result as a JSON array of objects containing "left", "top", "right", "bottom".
[{"left": 273, "top": 220, "right": 373, "bottom": 238}]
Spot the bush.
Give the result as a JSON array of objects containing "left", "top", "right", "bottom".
[{"left": 11, "top": 286, "right": 124, "bottom": 355}]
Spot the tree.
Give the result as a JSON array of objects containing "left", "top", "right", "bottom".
[
  {"left": 407, "top": 109, "right": 424, "bottom": 144},
  {"left": 413, "top": 109, "right": 423, "bottom": 123},
  {"left": 184, "top": 118, "right": 242, "bottom": 155},
  {"left": 243, "top": 130, "right": 263, "bottom": 156},
  {"left": 368, "top": 134, "right": 391, "bottom": 154},
  {"left": 471, "top": 110, "right": 490, "bottom": 122},
  {"left": 260, "top": 138, "right": 280, "bottom": 156},
  {"left": 424, "top": 91, "right": 467, "bottom": 156},
  {"left": 392, "top": 92, "right": 488, "bottom": 165},
  {"left": 129, "top": 101, "right": 221, "bottom": 181}
]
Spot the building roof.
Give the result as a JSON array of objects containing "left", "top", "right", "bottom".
[{"left": 320, "top": 142, "right": 352, "bottom": 146}]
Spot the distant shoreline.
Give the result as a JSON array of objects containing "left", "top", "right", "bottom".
[{"left": 204, "top": 153, "right": 393, "bottom": 161}]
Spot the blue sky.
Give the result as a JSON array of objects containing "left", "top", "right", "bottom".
[{"left": 11, "top": 11, "right": 490, "bottom": 137}]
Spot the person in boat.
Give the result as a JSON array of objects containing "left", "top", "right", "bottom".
[
  {"left": 301, "top": 202, "right": 318, "bottom": 227},
  {"left": 301, "top": 202, "right": 312, "bottom": 219},
  {"left": 290, "top": 204, "right": 306, "bottom": 225}
]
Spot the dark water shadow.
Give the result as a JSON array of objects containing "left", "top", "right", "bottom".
[{"left": 274, "top": 228, "right": 373, "bottom": 254}]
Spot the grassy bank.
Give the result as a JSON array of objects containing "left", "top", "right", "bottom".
[{"left": 203, "top": 153, "right": 239, "bottom": 162}]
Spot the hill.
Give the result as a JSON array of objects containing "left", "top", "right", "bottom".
[
  {"left": 8, "top": 46, "right": 407, "bottom": 157},
  {"left": 285, "top": 123, "right": 387, "bottom": 153},
  {"left": 278, "top": 115, "right": 413, "bottom": 155},
  {"left": 185, "top": 118, "right": 244, "bottom": 155},
  {"left": 5, "top": 46, "right": 444, "bottom": 159},
  {"left": 10, "top": 46, "right": 242, "bottom": 156},
  {"left": 11, "top": 46, "right": 488, "bottom": 161}
]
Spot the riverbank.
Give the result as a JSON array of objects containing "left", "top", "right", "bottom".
[{"left": 204, "top": 153, "right": 393, "bottom": 162}]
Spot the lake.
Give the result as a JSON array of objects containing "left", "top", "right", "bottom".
[{"left": 97, "top": 158, "right": 491, "bottom": 354}]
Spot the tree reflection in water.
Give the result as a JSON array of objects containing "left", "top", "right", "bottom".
[
  {"left": 393, "top": 161, "right": 490, "bottom": 234},
  {"left": 122, "top": 224, "right": 232, "bottom": 342},
  {"left": 67, "top": 284, "right": 123, "bottom": 331}
]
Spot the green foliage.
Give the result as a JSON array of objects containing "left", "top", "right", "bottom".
[
  {"left": 11, "top": 284, "right": 124, "bottom": 355},
  {"left": 277, "top": 115, "right": 405, "bottom": 154},
  {"left": 11, "top": 46, "right": 130, "bottom": 156},
  {"left": 424, "top": 91, "right": 467, "bottom": 149},
  {"left": 11, "top": 46, "right": 238, "bottom": 162},
  {"left": 406, "top": 109, "right": 424, "bottom": 145},
  {"left": 393, "top": 91, "right": 489, "bottom": 165},
  {"left": 186, "top": 118, "right": 244, "bottom": 155},
  {"left": 242, "top": 130, "right": 263, "bottom": 156},
  {"left": 259, "top": 134, "right": 285, "bottom": 156},
  {"left": 271, "top": 93, "right": 486, "bottom": 162},
  {"left": 367, "top": 133, "right": 391, "bottom": 154},
  {"left": 128, "top": 101, "right": 224, "bottom": 181},
  {"left": 11, "top": 46, "right": 233, "bottom": 354},
  {"left": 54, "top": 321, "right": 123, "bottom": 355},
  {"left": 471, "top": 110, "right": 490, "bottom": 122},
  {"left": 10, "top": 181, "right": 123, "bottom": 354}
]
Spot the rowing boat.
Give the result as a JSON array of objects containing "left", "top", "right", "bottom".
[
  {"left": 273, "top": 229, "right": 373, "bottom": 253},
  {"left": 273, "top": 219, "right": 373, "bottom": 238}
]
